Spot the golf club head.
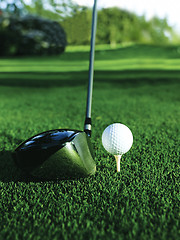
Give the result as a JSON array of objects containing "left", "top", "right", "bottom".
[{"left": 12, "top": 129, "right": 96, "bottom": 180}]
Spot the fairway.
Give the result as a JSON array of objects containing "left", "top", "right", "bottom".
[{"left": 0, "top": 44, "right": 179, "bottom": 240}]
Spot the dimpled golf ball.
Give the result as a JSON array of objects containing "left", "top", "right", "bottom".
[{"left": 102, "top": 123, "right": 133, "bottom": 155}]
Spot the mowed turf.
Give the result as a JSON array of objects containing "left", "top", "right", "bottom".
[{"left": 0, "top": 44, "right": 179, "bottom": 240}]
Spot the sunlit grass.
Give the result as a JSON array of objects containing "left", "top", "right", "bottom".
[{"left": 1, "top": 44, "right": 180, "bottom": 72}]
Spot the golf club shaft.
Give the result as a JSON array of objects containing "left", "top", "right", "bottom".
[{"left": 84, "top": 0, "right": 98, "bottom": 136}]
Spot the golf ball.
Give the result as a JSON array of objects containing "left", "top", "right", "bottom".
[{"left": 102, "top": 123, "right": 133, "bottom": 155}]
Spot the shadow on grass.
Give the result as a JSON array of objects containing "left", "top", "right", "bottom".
[
  {"left": 0, "top": 150, "right": 23, "bottom": 182},
  {"left": 0, "top": 150, "right": 89, "bottom": 183},
  {"left": 0, "top": 70, "right": 180, "bottom": 88},
  {"left": 0, "top": 145, "right": 93, "bottom": 183}
]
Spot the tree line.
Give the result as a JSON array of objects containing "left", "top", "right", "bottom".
[
  {"left": 0, "top": 0, "right": 178, "bottom": 51},
  {"left": 61, "top": 7, "right": 174, "bottom": 46}
]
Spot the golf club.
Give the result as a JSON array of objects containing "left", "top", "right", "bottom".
[{"left": 12, "top": 0, "right": 98, "bottom": 180}]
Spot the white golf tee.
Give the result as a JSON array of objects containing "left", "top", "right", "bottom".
[{"left": 114, "top": 155, "right": 122, "bottom": 172}]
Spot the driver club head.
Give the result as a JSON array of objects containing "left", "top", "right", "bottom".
[{"left": 12, "top": 129, "right": 96, "bottom": 180}]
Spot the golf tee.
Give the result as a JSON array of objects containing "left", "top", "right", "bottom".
[{"left": 114, "top": 155, "right": 122, "bottom": 172}]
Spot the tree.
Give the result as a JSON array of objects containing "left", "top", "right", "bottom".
[
  {"left": 148, "top": 17, "right": 172, "bottom": 44},
  {"left": 96, "top": 8, "right": 174, "bottom": 46},
  {"left": 0, "top": 0, "right": 80, "bottom": 20},
  {"left": 97, "top": 8, "right": 136, "bottom": 47},
  {"left": 0, "top": 1, "right": 176, "bottom": 46},
  {"left": 0, "top": 14, "right": 67, "bottom": 56},
  {"left": 61, "top": 8, "right": 91, "bottom": 45},
  {"left": 0, "top": 0, "right": 25, "bottom": 16}
]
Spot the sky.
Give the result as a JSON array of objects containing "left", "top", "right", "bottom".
[{"left": 73, "top": 0, "right": 180, "bottom": 32}]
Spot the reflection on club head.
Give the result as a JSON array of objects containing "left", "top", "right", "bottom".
[{"left": 12, "top": 129, "right": 96, "bottom": 180}]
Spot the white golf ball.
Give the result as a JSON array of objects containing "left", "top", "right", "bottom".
[{"left": 102, "top": 123, "right": 133, "bottom": 155}]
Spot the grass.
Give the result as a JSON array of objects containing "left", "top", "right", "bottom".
[
  {"left": 1, "top": 44, "right": 180, "bottom": 72},
  {"left": 0, "top": 44, "right": 179, "bottom": 240}
]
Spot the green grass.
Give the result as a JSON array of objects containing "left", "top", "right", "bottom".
[
  {"left": 1, "top": 44, "right": 180, "bottom": 72},
  {"left": 0, "top": 44, "right": 179, "bottom": 240}
]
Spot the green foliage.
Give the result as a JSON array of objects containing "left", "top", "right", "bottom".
[
  {"left": 97, "top": 8, "right": 135, "bottom": 46},
  {"left": 0, "top": 0, "right": 25, "bottom": 16},
  {"left": 0, "top": 14, "right": 67, "bottom": 56},
  {"left": 0, "top": 1, "right": 176, "bottom": 46},
  {"left": 60, "top": 7, "right": 175, "bottom": 46},
  {"left": 97, "top": 8, "right": 174, "bottom": 46},
  {"left": 62, "top": 9, "right": 92, "bottom": 45},
  {"left": 140, "top": 17, "right": 173, "bottom": 44},
  {"left": 0, "top": 45, "right": 179, "bottom": 239},
  {"left": 0, "top": 0, "right": 81, "bottom": 20}
]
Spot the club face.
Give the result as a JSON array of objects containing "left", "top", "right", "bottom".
[{"left": 13, "top": 129, "right": 96, "bottom": 180}]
